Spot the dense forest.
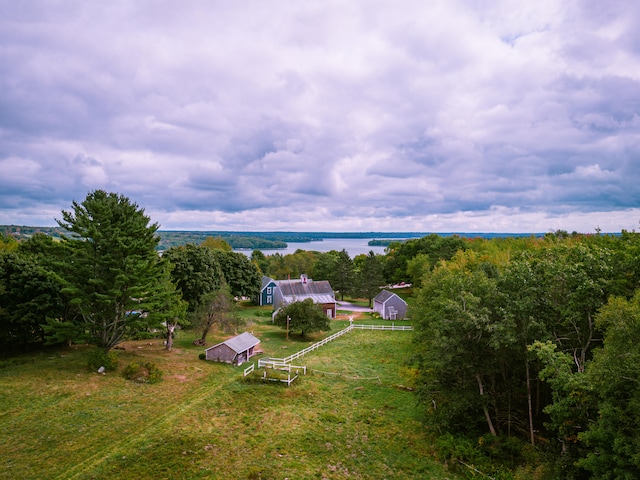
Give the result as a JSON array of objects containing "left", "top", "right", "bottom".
[{"left": 2, "top": 196, "right": 640, "bottom": 478}]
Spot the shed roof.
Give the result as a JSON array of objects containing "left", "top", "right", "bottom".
[
  {"left": 374, "top": 290, "right": 407, "bottom": 304},
  {"left": 206, "top": 332, "right": 260, "bottom": 353}
]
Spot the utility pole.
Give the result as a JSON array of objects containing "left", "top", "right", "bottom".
[{"left": 286, "top": 315, "right": 290, "bottom": 340}]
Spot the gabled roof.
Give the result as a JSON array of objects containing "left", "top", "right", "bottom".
[
  {"left": 261, "top": 276, "right": 275, "bottom": 290},
  {"left": 206, "top": 332, "right": 260, "bottom": 353},
  {"left": 374, "top": 289, "right": 407, "bottom": 304},
  {"left": 278, "top": 279, "right": 336, "bottom": 304}
]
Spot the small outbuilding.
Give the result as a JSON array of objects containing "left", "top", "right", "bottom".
[
  {"left": 205, "top": 332, "right": 261, "bottom": 365},
  {"left": 373, "top": 290, "right": 408, "bottom": 320}
]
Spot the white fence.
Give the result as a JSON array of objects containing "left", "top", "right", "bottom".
[
  {"left": 259, "top": 363, "right": 307, "bottom": 386},
  {"left": 349, "top": 323, "right": 413, "bottom": 331},
  {"left": 261, "top": 323, "right": 413, "bottom": 366}
]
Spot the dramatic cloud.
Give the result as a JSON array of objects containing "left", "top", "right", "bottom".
[{"left": 1, "top": 0, "right": 640, "bottom": 232}]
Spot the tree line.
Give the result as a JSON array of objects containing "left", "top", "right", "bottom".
[
  {"left": 412, "top": 231, "right": 640, "bottom": 478},
  {"left": 0, "top": 192, "right": 464, "bottom": 355}
]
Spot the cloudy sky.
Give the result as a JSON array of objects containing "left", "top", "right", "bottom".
[{"left": 1, "top": 1, "right": 639, "bottom": 233}]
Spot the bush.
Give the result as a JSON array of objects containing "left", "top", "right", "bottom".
[
  {"left": 130, "top": 330, "right": 158, "bottom": 340},
  {"left": 123, "top": 361, "right": 162, "bottom": 384},
  {"left": 199, "top": 353, "right": 206, "bottom": 360},
  {"left": 87, "top": 348, "right": 119, "bottom": 372}
]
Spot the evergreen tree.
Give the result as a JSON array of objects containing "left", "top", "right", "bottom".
[
  {"left": 53, "top": 190, "right": 165, "bottom": 352},
  {"left": 355, "top": 251, "right": 386, "bottom": 307}
]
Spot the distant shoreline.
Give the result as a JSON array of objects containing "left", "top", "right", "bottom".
[{"left": 2, "top": 225, "right": 619, "bottom": 253}]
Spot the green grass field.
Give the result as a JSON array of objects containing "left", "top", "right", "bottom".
[{"left": 0, "top": 313, "right": 459, "bottom": 480}]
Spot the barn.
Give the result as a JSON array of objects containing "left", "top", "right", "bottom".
[
  {"left": 205, "top": 332, "right": 261, "bottom": 365},
  {"left": 273, "top": 274, "right": 337, "bottom": 318},
  {"left": 373, "top": 290, "right": 408, "bottom": 320}
]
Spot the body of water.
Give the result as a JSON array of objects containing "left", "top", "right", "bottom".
[
  {"left": 233, "top": 232, "right": 547, "bottom": 258},
  {"left": 235, "top": 237, "right": 403, "bottom": 258}
]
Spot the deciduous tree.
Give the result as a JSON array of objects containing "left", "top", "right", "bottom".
[
  {"left": 578, "top": 293, "right": 640, "bottom": 478},
  {"left": 0, "top": 251, "right": 64, "bottom": 349},
  {"left": 163, "top": 244, "right": 224, "bottom": 312},
  {"left": 210, "top": 250, "right": 261, "bottom": 300},
  {"left": 273, "top": 299, "right": 330, "bottom": 337},
  {"left": 192, "top": 287, "right": 237, "bottom": 345}
]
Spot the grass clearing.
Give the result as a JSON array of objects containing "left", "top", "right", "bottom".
[{"left": 1, "top": 320, "right": 459, "bottom": 480}]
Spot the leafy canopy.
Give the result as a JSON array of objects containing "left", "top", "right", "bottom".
[{"left": 273, "top": 299, "right": 331, "bottom": 337}]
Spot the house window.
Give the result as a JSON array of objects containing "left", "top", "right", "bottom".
[
  {"left": 267, "top": 295, "right": 272, "bottom": 304},
  {"left": 267, "top": 287, "right": 272, "bottom": 294}
]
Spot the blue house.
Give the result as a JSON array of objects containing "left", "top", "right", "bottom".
[{"left": 257, "top": 276, "right": 277, "bottom": 306}]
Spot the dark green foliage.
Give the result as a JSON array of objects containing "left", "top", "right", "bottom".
[
  {"left": 0, "top": 251, "right": 64, "bottom": 348},
  {"left": 156, "top": 231, "right": 287, "bottom": 251},
  {"left": 123, "top": 361, "right": 162, "bottom": 383},
  {"left": 163, "top": 244, "right": 224, "bottom": 312},
  {"left": 87, "top": 348, "right": 119, "bottom": 372},
  {"left": 42, "top": 318, "right": 83, "bottom": 346},
  {"left": 385, "top": 233, "right": 467, "bottom": 283},
  {"left": 577, "top": 294, "right": 640, "bottom": 479},
  {"left": 210, "top": 249, "right": 261, "bottom": 299},
  {"left": 147, "top": 262, "right": 188, "bottom": 351},
  {"left": 53, "top": 190, "right": 166, "bottom": 352},
  {"left": 250, "top": 249, "right": 268, "bottom": 274},
  {"left": 412, "top": 236, "right": 625, "bottom": 476},
  {"left": 198, "top": 353, "right": 206, "bottom": 360},
  {"left": 257, "top": 249, "right": 320, "bottom": 280},
  {"left": 273, "top": 298, "right": 330, "bottom": 337},
  {"left": 354, "top": 251, "right": 386, "bottom": 307},
  {"left": 413, "top": 251, "right": 503, "bottom": 436},
  {"left": 312, "top": 249, "right": 355, "bottom": 300}
]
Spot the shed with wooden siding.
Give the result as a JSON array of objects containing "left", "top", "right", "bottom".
[{"left": 205, "top": 332, "right": 261, "bottom": 365}]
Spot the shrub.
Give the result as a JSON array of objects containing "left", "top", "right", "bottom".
[
  {"left": 123, "top": 361, "right": 162, "bottom": 384},
  {"left": 87, "top": 348, "right": 119, "bottom": 372},
  {"left": 198, "top": 353, "right": 206, "bottom": 360},
  {"left": 130, "top": 330, "right": 157, "bottom": 340}
]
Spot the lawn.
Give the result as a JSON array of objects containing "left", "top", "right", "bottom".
[{"left": 0, "top": 315, "right": 459, "bottom": 480}]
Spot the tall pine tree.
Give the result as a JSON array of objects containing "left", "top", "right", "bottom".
[{"left": 53, "top": 190, "right": 165, "bottom": 352}]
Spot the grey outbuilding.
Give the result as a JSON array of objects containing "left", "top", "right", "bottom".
[
  {"left": 373, "top": 290, "right": 408, "bottom": 320},
  {"left": 205, "top": 332, "right": 261, "bottom": 365}
]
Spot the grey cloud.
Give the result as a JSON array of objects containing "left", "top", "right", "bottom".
[{"left": 1, "top": 1, "right": 640, "bottom": 232}]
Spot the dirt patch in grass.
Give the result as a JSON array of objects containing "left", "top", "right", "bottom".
[{"left": 335, "top": 311, "right": 368, "bottom": 321}]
